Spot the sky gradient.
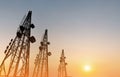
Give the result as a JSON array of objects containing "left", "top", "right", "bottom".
[{"left": 0, "top": 0, "right": 120, "bottom": 77}]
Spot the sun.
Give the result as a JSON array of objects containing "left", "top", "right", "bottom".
[{"left": 84, "top": 65, "right": 91, "bottom": 72}]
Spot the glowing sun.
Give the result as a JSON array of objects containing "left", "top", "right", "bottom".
[{"left": 84, "top": 65, "right": 91, "bottom": 72}]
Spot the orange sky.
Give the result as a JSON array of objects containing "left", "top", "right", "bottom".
[{"left": 1, "top": 0, "right": 120, "bottom": 77}]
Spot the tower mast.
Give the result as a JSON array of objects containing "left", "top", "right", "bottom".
[
  {"left": 58, "top": 49, "right": 67, "bottom": 77},
  {"left": 32, "top": 29, "right": 51, "bottom": 77},
  {"left": 0, "top": 11, "right": 36, "bottom": 77}
]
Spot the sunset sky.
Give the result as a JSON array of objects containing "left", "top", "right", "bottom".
[{"left": 0, "top": 0, "right": 120, "bottom": 77}]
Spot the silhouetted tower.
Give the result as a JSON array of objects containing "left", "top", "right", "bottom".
[
  {"left": 58, "top": 50, "right": 67, "bottom": 77},
  {"left": 32, "top": 29, "right": 51, "bottom": 77},
  {"left": 0, "top": 11, "right": 36, "bottom": 77}
]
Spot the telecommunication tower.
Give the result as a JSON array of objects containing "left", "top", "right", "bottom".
[
  {"left": 0, "top": 11, "right": 36, "bottom": 77},
  {"left": 32, "top": 29, "right": 51, "bottom": 77},
  {"left": 58, "top": 50, "right": 67, "bottom": 77}
]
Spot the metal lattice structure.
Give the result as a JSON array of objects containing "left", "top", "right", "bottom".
[
  {"left": 32, "top": 29, "right": 51, "bottom": 77},
  {"left": 0, "top": 11, "right": 36, "bottom": 77},
  {"left": 58, "top": 50, "right": 67, "bottom": 77}
]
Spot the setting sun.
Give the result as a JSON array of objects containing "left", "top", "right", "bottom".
[{"left": 84, "top": 65, "right": 91, "bottom": 72}]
